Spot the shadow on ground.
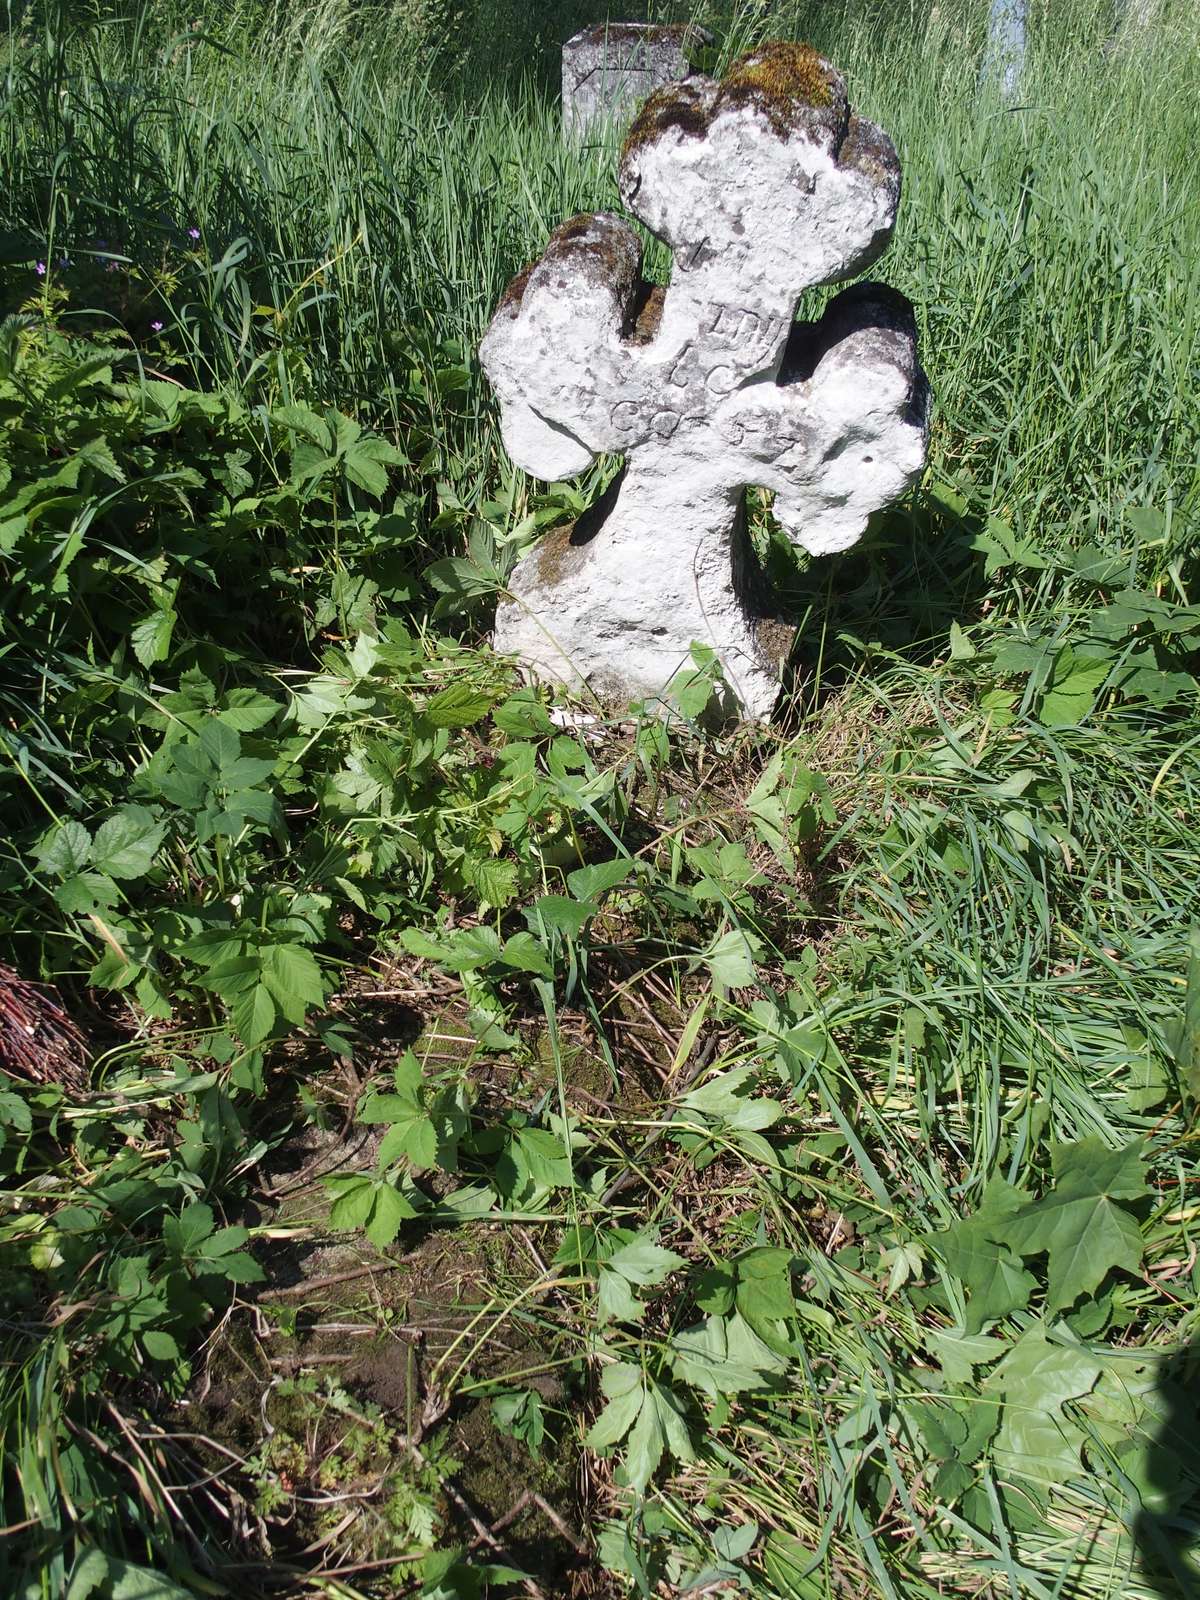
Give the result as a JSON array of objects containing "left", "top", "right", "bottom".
[
  {"left": 767, "top": 481, "right": 989, "bottom": 717},
  {"left": 1132, "top": 1339, "right": 1200, "bottom": 1597}
]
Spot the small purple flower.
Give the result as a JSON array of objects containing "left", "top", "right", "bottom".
[
  {"left": 35, "top": 261, "right": 46, "bottom": 276},
  {"left": 151, "top": 320, "right": 164, "bottom": 332},
  {"left": 58, "top": 255, "right": 69, "bottom": 268},
  {"left": 187, "top": 227, "right": 200, "bottom": 241}
]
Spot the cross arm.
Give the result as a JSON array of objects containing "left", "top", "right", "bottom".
[
  {"left": 742, "top": 284, "right": 929, "bottom": 556},
  {"left": 479, "top": 213, "right": 645, "bottom": 481}
]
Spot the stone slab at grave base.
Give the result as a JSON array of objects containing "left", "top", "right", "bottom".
[{"left": 562, "top": 22, "right": 711, "bottom": 139}]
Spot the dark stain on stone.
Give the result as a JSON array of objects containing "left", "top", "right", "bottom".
[
  {"left": 839, "top": 112, "right": 900, "bottom": 190},
  {"left": 623, "top": 280, "right": 665, "bottom": 345},
  {"left": 497, "top": 262, "right": 535, "bottom": 317},
  {"left": 533, "top": 212, "right": 642, "bottom": 301},
  {"left": 529, "top": 470, "right": 626, "bottom": 589}
]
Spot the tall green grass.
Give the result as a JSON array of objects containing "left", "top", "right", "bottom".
[{"left": 3, "top": 0, "right": 1196, "bottom": 535}]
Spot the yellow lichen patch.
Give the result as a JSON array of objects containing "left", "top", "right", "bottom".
[
  {"left": 620, "top": 40, "right": 842, "bottom": 166},
  {"left": 722, "top": 40, "right": 834, "bottom": 110}
]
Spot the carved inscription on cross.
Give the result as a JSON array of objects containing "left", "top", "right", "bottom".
[{"left": 480, "top": 42, "right": 931, "bottom": 720}]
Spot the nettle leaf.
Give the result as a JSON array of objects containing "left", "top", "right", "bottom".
[
  {"left": 1005, "top": 1138, "right": 1148, "bottom": 1314},
  {"left": 90, "top": 805, "right": 165, "bottom": 879},
  {"left": 460, "top": 852, "right": 519, "bottom": 908}
]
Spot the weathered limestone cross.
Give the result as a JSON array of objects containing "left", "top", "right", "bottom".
[{"left": 481, "top": 42, "right": 930, "bottom": 720}]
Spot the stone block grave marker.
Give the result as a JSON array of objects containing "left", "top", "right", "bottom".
[
  {"left": 562, "top": 22, "right": 711, "bottom": 139},
  {"left": 482, "top": 42, "right": 930, "bottom": 721}
]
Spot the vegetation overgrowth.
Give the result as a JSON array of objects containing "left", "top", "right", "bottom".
[{"left": 0, "top": 0, "right": 1197, "bottom": 1595}]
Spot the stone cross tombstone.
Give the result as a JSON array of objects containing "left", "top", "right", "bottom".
[
  {"left": 482, "top": 43, "right": 931, "bottom": 721},
  {"left": 561, "top": 22, "right": 710, "bottom": 139}
]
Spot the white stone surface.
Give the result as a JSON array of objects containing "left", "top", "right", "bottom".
[{"left": 481, "top": 43, "right": 930, "bottom": 721}]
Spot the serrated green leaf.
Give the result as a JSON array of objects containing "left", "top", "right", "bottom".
[
  {"left": 461, "top": 852, "right": 518, "bottom": 908},
  {"left": 1037, "top": 649, "right": 1110, "bottom": 727},
  {"left": 424, "top": 682, "right": 496, "bottom": 728},
  {"left": 623, "top": 1389, "right": 664, "bottom": 1492},
  {"left": 586, "top": 1369, "right": 643, "bottom": 1449},
  {"left": 142, "top": 1329, "right": 180, "bottom": 1361},
  {"left": 327, "top": 1175, "right": 376, "bottom": 1230},
  {"left": 365, "top": 1180, "right": 415, "bottom": 1246},
  {"left": 567, "top": 858, "right": 635, "bottom": 901},
  {"left": 525, "top": 894, "right": 597, "bottom": 940},
  {"left": 35, "top": 820, "right": 92, "bottom": 877},
  {"left": 514, "top": 1126, "right": 574, "bottom": 1190},
  {"left": 735, "top": 1247, "right": 796, "bottom": 1323},
  {"left": 671, "top": 1311, "right": 789, "bottom": 1397},
  {"left": 987, "top": 1330, "right": 1102, "bottom": 1487},
  {"left": 163, "top": 1202, "right": 213, "bottom": 1254},
  {"left": 91, "top": 805, "right": 164, "bottom": 879},
  {"left": 131, "top": 608, "right": 176, "bottom": 667},
  {"left": 232, "top": 982, "right": 275, "bottom": 1047},
  {"left": 597, "top": 1265, "right": 645, "bottom": 1323},
  {"left": 260, "top": 942, "right": 325, "bottom": 1025},
  {"left": 932, "top": 1177, "right": 1037, "bottom": 1332}
]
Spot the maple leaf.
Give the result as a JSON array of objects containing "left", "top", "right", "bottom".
[
  {"left": 1005, "top": 1139, "right": 1147, "bottom": 1315},
  {"left": 930, "top": 1177, "right": 1036, "bottom": 1333}
]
